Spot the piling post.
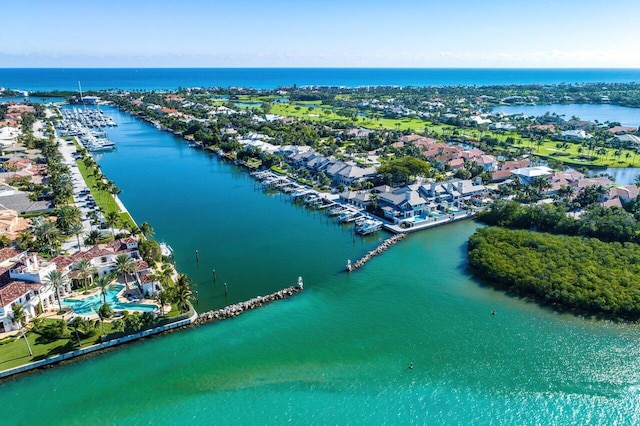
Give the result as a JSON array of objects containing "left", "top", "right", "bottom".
[
  {"left": 212, "top": 269, "right": 216, "bottom": 284},
  {"left": 224, "top": 282, "right": 228, "bottom": 296},
  {"left": 195, "top": 250, "right": 199, "bottom": 263}
]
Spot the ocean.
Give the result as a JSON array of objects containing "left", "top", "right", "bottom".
[{"left": 1, "top": 68, "right": 640, "bottom": 91}]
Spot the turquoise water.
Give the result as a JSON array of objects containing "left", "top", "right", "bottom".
[
  {"left": 1, "top": 104, "right": 640, "bottom": 424},
  {"left": 62, "top": 284, "right": 156, "bottom": 314},
  {"left": 113, "top": 302, "right": 157, "bottom": 312}
]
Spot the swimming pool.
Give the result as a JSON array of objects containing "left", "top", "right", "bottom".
[{"left": 62, "top": 284, "right": 157, "bottom": 315}]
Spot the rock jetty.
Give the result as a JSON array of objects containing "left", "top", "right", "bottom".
[
  {"left": 347, "top": 234, "right": 406, "bottom": 272},
  {"left": 196, "top": 283, "right": 303, "bottom": 325}
]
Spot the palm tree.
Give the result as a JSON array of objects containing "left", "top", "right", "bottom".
[
  {"left": 55, "top": 205, "right": 82, "bottom": 234},
  {"left": 74, "top": 259, "right": 96, "bottom": 293},
  {"left": 11, "top": 304, "right": 32, "bottom": 356},
  {"left": 114, "top": 254, "right": 137, "bottom": 291},
  {"left": 173, "top": 273, "right": 193, "bottom": 314},
  {"left": 154, "top": 289, "right": 168, "bottom": 316},
  {"left": 33, "top": 219, "right": 60, "bottom": 256},
  {"left": 16, "top": 230, "right": 34, "bottom": 251},
  {"left": 557, "top": 185, "right": 575, "bottom": 200},
  {"left": 95, "top": 273, "right": 116, "bottom": 304},
  {"left": 107, "top": 182, "right": 122, "bottom": 196},
  {"left": 69, "top": 220, "right": 84, "bottom": 251},
  {"left": 85, "top": 229, "right": 102, "bottom": 246},
  {"left": 160, "top": 263, "right": 174, "bottom": 287},
  {"left": 43, "top": 270, "right": 69, "bottom": 313},
  {"left": 87, "top": 211, "right": 100, "bottom": 230},
  {"left": 140, "top": 222, "right": 154, "bottom": 238},
  {"left": 125, "top": 222, "right": 140, "bottom": 237},
  {"left": 105, "top": 211, "right": 120, "bottom": 237}
]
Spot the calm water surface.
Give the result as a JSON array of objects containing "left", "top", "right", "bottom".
[
  {"left": 1, "top": 105, "right": 639, "bottom": 424},
  {"left": 493, "top": 103, "right": 640, "bottom": 128},
  {"left": 2, "top": 68, "right": 640, "bottom": 91}
]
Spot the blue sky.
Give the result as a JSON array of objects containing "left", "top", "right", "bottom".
[{"left": 2, "top": 0, "right": 639, "bottom": 68}]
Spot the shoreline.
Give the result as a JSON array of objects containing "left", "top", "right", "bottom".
[{"left": 1, "top": 282, "right": 305, "bottom": 380}]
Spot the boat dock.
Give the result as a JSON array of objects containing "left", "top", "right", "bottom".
[
  {"left": 250, "top": 170, "right": 386, "bottom": 235},
  {"left": 56, "top": 107, "right": 117, "bottom": 152}
]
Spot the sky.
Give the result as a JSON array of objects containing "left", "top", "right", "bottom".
[{"left": 1, "top": 0, "right": 640, "bottom": 68}]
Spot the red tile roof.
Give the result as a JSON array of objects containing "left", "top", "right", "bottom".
[
  {"left": 0, "top": 281, "right": 40, "bottom": 307},
  {"left": 0, "top": 247, "right": 25, "bottom": 264}
]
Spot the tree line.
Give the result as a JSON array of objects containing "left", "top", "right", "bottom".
[
  {"left": 477, "top": 199, "right": 640, "bottom": 244},
  {"left": 467, "top": 227, "right": 640, "bottom": 321}
]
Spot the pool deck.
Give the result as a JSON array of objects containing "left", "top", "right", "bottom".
[{"left": 59, "top": 282, "right": 159, "bottom": 319}]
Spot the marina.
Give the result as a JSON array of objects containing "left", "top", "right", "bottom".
[
  {"left": 55, "top": 107, "right": 117, "bottom": 152},
  {"left": 251, "top": 170, "right": 386, "bottom": 235}
]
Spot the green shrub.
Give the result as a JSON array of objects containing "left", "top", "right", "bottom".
[
  {"left": 124, "top": 313, "right": 142, "bottom": 331},
  {"left": 33, "top": 319, "right": 71, "bottom": 341}
]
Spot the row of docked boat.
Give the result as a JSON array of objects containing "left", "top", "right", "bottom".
[
  {"left": 61, "top": 107, "right": 117, "bottom": 128},
  {"left": 251, "top": 170, "right": 384, "bottom": 235},
  {"left": 56, "top": 108, "right": 117, "bottom": 152}
]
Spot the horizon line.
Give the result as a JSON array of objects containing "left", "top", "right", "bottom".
[{"left": 2, "top": 66, "right": 640, "bottom": 70}]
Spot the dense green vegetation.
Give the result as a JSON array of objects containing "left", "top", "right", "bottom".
[
  {"left": 97, "top": 83, "right": 640, "bottom": 174},
  {"left": 477, "top": 199, "right": 640, "bottom": 244},
  {"left": 467, "top": 227, "right": 640, "bottom": 320},
  {"left": 377, "top": 156, "right": 432, "bottom": 185}
]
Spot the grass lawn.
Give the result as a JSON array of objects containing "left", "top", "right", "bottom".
[
  {"left": 75, "top": 155, "right": 137, "bottom": 229},
  {"left": 0, "top": 319, "right": 121, "bottom": 371},
  {"left": 271, "top": 101, "right": 638, "bottom": 168}
]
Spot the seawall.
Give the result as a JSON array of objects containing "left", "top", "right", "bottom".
[
  {"left": 347, "top": 233, "right": 406, "bottom": 272},
  {"left": 0, "top": 309, "right": 198, "bottom": 380},
  {"left": 196, "top": 284, "right": 304, "bottom": 325}
]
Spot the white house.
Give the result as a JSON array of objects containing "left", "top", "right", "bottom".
[
  {"left": 0, "top": 281, "right": 43, "bottom": 332},
  {"left": 510, "top": 166, "right": 554, "bottom": 185},
  {"left": 559, "top": 129, "right": 592, "bottom": 141}
]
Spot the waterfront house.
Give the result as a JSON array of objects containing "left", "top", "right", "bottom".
[
  {"left": 610, "top": 134, "right": 640, "bottom": 148},
  {"left": 9, "top": 253, "right": 58, "bottom": 285},
  {"left": 607, "top": 125, "right": 638, "bottom": 135},
  {"left": 601, "top": 185, "right": 640, "bottom": 205},
  {"left": 323, "top": 160, "right": 377, "bottom": 187},
  {"left": 71, "top": 238, "right": 141, "bottom": 278},
  {"left": 0, "top": 249, "right": 59, "bottom": 324},
  {"left": 289, "top": 149, "right": 316, "bottom": 168},
  {"left": 375, "top": 186, "right": 429, "bottom": 223},
  {"left": 339, "top": 190, "right": 371, "bottom": 209},
  {"left": 0, "top": 281, "right": 44, "bottom": 332},
  {"left": 419, "top": 178, "right": 487, "bottom": 208}
]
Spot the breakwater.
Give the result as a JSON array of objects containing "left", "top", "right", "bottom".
[
  {"left": 347, "top": 234, "right": 406, "bottom": 272},
  {"left": 196, "top": 283, "right": 304, "bottom": 324}
]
